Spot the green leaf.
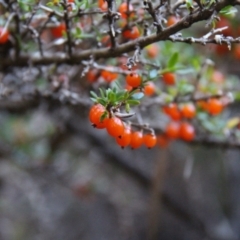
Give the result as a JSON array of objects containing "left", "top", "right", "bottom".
[
  {"left": 90, "top": 91, "right": 98, "bottom": 98},
  {"left": 125, "top": 103, "right": 130, "bottom": 113},
  {"left": 220, "top": 6, "right": 238, "bottom": 16},
  {"left": 90, "top": 98, "right": 97, "bottom": 103},
  {"left": 167, "top": 52, "right": 179, "bottom": 68},
  {"left": 127, "top": 99, "right": 140, "bottom": 106}
]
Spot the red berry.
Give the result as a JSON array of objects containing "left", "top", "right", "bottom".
[
  {"left": 130, "top": 131, "right": 143, "bottom": 149},
  {"left": 99, "top": 0, "right": 108, "bottom": 10},
  {"left": 207, "top": 98, "right": 224, "bottom": 115},
  {"left": 167, "top": 16, "right": 179, "bottom": 27},
  {"left": 51, "top": 23, "right": 66, "bottom": 38},
  {"left": 143, "top": 134, "right": 157, "bottom": 149},
  {"left": 87, "top": 69, "right": 99, "bottom": 83},
  {"left": 180, "top": 103, "right": 196, "bottom": 119},
  {"left": 118, "top": 2, "right": 134, "bottom": 19},
  {"left": 0, "top": 27, "right": 9, "bottom": 44},
  {"left": 106, "top": 117, "right": 125, "bottom": 138},
  {"left": 101, "top": 69, "right": 118, "bottom": 83},
  {"left": 116, "top": 126, "right": 131, "bottom": 148},
  {"left": 146, "top": 44, "right": 159, "bottom": 58},
  {"left": 89, "top": 104, "right": 107, "bottom": 129},
  {"left": 179, "top": 122, "right": 195, "bottom": 141},
  {"left": 144, "top": 82, "right": 156, "bottom": 96},
  {"left": 165, "top": 121, "right": 180, "bottom": 139},
  {"left": 163, "top": 103, "right": 181, "bottom": 121},
  {"left": 122, "top": 26, "right": 140, "bottom": 39},
  {"left": 126, "top": 73, "right": 141, "bottom": 88},
  {"left": 162, "top": 72, "right": 176, "bottom": 85}
]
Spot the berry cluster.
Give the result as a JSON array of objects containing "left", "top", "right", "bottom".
[{"left": 89, "top": 103, "right": 157, "bottom": 149}]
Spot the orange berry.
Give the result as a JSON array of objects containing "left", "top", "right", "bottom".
[
  {"left": 163, "top": 103, "right": 181, "bottom": 121},
  {"left": 116, "top": 126, "right": 131, "bottom": 148},
  {"left": 0, "top": 27, "right": 9, "bottom": 44},
  {"left": 89, "top": 104, "right": 107, "bottom": 129},
  {"left": 165, "top": 121, "right": 180, "bottom": 139},
  {"left": 122, "top": 26, "right": 140, "bottom": 39},
  {"left": 180, "top": 103, "right": 196, "bottom": 119},
  {"left": 101, "top": 69, "right": 118, "bottom": 83},
  {"left": 157, "top": 134, "right": 169, "bottom": 148},
  {"left": 130, "top": 131, "right": 143, "bottom": 149},
  {"left": 126, "top": 73, "right": 141, "bottom": 88},
  {"left": 51, "top": 23, "right": 66, "bottom": 38},
  {"left": 143, "top": 134, "right": 157, "bottom": 149},
  {"left": 179, "top": 122, "right": 195, "bottom": 141},
  {"left": 207, "top": 98, "right": 224, "bottom": 115},
  {"left": 105, "top": 117, "right": 124, "bottom": 138},
  {"left": 99, "top": 0, "right": 108, "bottom": 10},
  {"left": 87, "top": 69, "right": 99, "bottom": 83},
  {"left": 162, "top": 72, "right": 176, "bottom": 85},
  {"left": 144, "top": 82, "right": 156, "bottom": 96},
  {"left": 167, "top": 16, "right": 179, "bottom": 27},
  {"left": 146, "top": 44, "right": 159, "bottom": 58},
  {"left": 118, "top": 2, "right": 134, "bottom": 19}
]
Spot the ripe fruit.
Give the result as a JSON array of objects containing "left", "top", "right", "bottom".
[
  {"left": 126, "top": 73, "right": 141, "bottom": 88},
  {"left": 180, "top": 103, "right": 196, "bottom": 119},
  {"left": 179, "top": 122, "right": 195, "bottom": 141},
  {"left": 167, "top": 16, "right": 179, "bottom": 27},
  {"left": 130, "top": 131, "right": 143, "bottom": 149},
  {"left": 87, "top": 69, "right": 99, "bottom": 83},
  {"left": 122, "top": 26, "right": 140, "bottom": 40},
  {"left": 144, "top": 82, "right": 155, "bottom": 96},
  {"left": 118, "top": 2, "right": 134, "bottom": 19},
  {"left": 146, "top": 44, "right": 159, "bottom": 58},
  {"left": 105, "top": 117, "right": 124, "bottom": 138},
  {"left": 0, "top": 27, "right": 9, "bottom": 44},
  {"left": 163, "top": 103, "right": 181, "bottom": 121},
  {"left": 89, "top": 104, "right": 107, "bottom": 129},
  {"left": 143, "top": 133, "right": 157, "bottom": 149},
  {"left": 51, "top": 23, "right": 66, "bottom": 38},
  {"left": 101, "top": 69, "right": 118, "bottom": 83},
  {"left": 165, "top": 121, "right": 180, "bottom": 139},
  {"left": 162, "top": 72, "right": 176, "bottom": 85},
  {"left": 207, "top": 98, "right": 224, "bottom": 115},
  {"left": 116, "top": 126, "right": 131, "bottom": 148},
  {"left": 99, "top": 0, "right": 107, "bottom": 10}
]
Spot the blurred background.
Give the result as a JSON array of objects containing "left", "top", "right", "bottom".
[{"left": 0, "top": 94, "right": 240, "bottom": 240}]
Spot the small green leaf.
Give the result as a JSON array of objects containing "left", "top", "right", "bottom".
[
  {"left": 127, "top": 99, "right": 140, "bottom": 106},
  {"left": 167, "top": 52, "right": 179, "bottom": 68},
  {"left": 90, "top": 91, "right": 98, "bottom": 98},
  {"left": 90, "top": 98, "right": 97, "bottom": 103},
  {"left": 125, "top": 103, "right": 130, "bottom": 113}
]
